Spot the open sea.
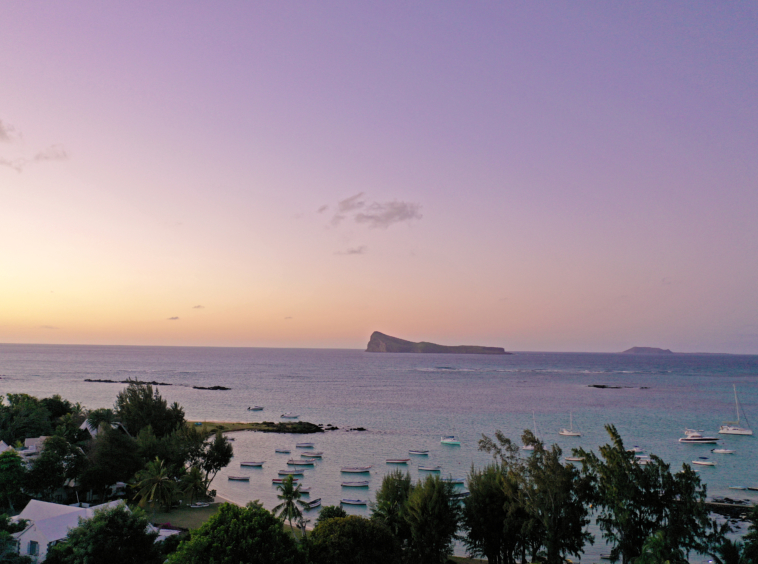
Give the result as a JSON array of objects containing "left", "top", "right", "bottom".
[{"left": 2, "top": 343, "right": 758, "bottom": 560}]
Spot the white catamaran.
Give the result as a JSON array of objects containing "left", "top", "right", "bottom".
[
  {"left": 719, "top": 384, "right": 753, "bottom": 436},
  {"left": 559, "top": 412, "right": 582, "bottom": 437}
]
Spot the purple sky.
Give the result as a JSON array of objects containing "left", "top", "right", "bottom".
[{"left": 1, "top": 2, "right": 757, "bottom": 352}]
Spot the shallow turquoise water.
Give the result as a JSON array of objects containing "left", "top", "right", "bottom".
[{"left": 2, "top": 344, "right": 757, "bottom": 560}]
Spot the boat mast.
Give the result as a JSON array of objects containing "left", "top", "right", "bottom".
[{"left": 734, "top": 384, "right": 741, "bottom": 425}]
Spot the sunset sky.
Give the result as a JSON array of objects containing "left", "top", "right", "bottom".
[{"left": 1, "top": 3, "right": 757, "bottom": 352}]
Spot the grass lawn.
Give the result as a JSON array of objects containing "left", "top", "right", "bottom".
[
  {"left": 188, "top": 420, "right": 323, "bottom": 435},
  {"left": 149, "top": 502, "right": 222, "bottom": 530}
]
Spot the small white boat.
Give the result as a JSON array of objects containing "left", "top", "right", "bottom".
[
  {"left": 521, "top": 445, "right": 535, "bottom": 451},
  {"left": 679, "top": 429, "right": 719, "bottom": 444},
  {"left": 227, "top": 476, "right": 250, "bottom": 481},
  {"left": 409, "top": 450, "right": 429, "bottom": 455},
  {"left": 247, "top": 406, "right": 264, "bottom": 411},
  {"left": 692, "top": 457, "right": 716, "bottom": 466},
  {"left": 340, "top": 498, "right": 368, "bottom": 505},
  {"left": 627, "top": 446, "right": 644, "bottom": 453},
  {"left": 275, "top": 449, "right": 291, "bottom": 454},
  {"left": 303, "top": 498, "right": 321, "bottom": 510},
  {"left": 441, "top": 477, "right": 465, "bottom": 484},
  {"left": 288, "top": 459, "right": 316, "bottom": 466},
  {"left": 298, "top": 487, "right": 311, "bottom": 493},
  {"left": 419, "top": 465, "right": 442, "bottom": 472},
  {"left": 729, "top": 486, "right": 748, "bottom": 490},
  {"left": 296, "top": 442, "right": 314, "bottom": 448},
  {"left": 441, "top": 436, "right": 461, "bottom": 445},
  {"left": 278, "top": 469, "right": 305, "bottom": 475},
  {"left": 451, "top": 491, "right": 471, "bottom": 500},
  {"left": 272, "top": 477, "right": 299, "bottom": 484},
  {"left": 634, "top": 455, "right": 651, "bottom": 466},
  {"left": 600, "top": 555, "right": 612, "bottom": 560},
  {"left": 559, "top": 412, "right": 581, "bottom": 437},
  {"left": 281, "top": 413, "right": 300, "bottom": 419},
  {"left": 341, "top": 481, "right": 370, "bottom": 487},
  {"left": 719, "top": 385, "right": 753, "bottom": 435},
  {"left": 386, "top": 458, "right": 411, "bottom": 464},
  {"left": 240, "top": 461, "right": 265, "bottom": 467},
  {"left": 340, "top": 466, "right": 372, "bottom": 473},
  {"left": 302, "top": 452, "right": 323, "bottom": 458},
  {"left": 564, "top": 456, "right": 585, "bottom": 463},
  {"left": 712, "top": 448, "right": 735, "bottom": 454}
]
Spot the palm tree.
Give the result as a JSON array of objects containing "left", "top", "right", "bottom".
[
  {"left": 132, "top": 457, "right": 177, "bottom": 518},
  {"left": 273, "top": 475, "right": 308, "bottom": 534},
  {"left": 180, "top": 465, "right": 206, "bottom": 506}
]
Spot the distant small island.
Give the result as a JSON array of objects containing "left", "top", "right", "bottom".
[
  {"left": 621, "top": 347, "right": 673, "bottom": 354},
  {"left": 366, "top": 331, "right": 510, "bottom": 355}
]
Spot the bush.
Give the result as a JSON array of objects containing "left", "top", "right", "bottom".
[{"left": 310, "top": 515, "right": 399, "bottom": 564}]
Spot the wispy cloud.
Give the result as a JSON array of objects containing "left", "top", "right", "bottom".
[
  {"left": 317, "top": 205, "right": 328, "bottom": 213},
  {"left": 192, "top": 305, "right": 205, "bottom": 309},
  {"left": 354, "top": 201, "right": 422, "bottom": 229},
  {"left": 325, "top": 193, "right": 422, "bottom": 229},
  {"left": 0, "top": 144, "right": 68, "bottom": 172},
  {"left": 285, "top": 316, "right": 293, "bottom": 320},
  {"left": 0, "top": 120, "right": 19, "bottom": 142},
  {"left": 39, "top": 325, "right": 58, "bottom": 330},
  {"left": 335, "top": 245, "right": 367, "bottom": 255},
  {"left": 167, "top": 317, "right": 180, "bottom": 321}
]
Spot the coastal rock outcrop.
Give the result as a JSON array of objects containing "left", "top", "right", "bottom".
[
  {"left": 621, "top": 347, "right": 673, "bottom": 354},
  {"left": 366, "top": 331, "right": 510, "bottom": 355}
]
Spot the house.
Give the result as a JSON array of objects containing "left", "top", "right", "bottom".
[
  {"left": 0, "top": 440, "right": 10, "bottom": 454},
  {"left": 11, "top": 499, "right": 122, "bottom": 562}
]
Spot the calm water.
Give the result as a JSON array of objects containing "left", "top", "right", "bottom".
[{"left": 2, "top": 344, "right": 758, "bottom": 559}]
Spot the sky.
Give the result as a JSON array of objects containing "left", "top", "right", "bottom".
[{"left": 1, "top": 2, "right": 757, "bottom": 353}]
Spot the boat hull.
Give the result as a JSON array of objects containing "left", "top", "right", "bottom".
[{"left": 719, "top": 426, "right": 753, "bottom": 435}]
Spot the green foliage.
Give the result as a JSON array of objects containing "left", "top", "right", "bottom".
[
  {"left": 167, "top": 502, "right": 303, "bottom": 564},
  {"left": 0, "top": 514, "right": 32, "bottom": 564},
  {"left": 199, "top": 431, "right": 233, "bottom": 488},
  {"left": 273, "top": 475, "right": 307, "bottom": 533},
  {"left": 405, "top": 474, "right": 461, "bottom": 564},
  {"left": 132, "top": 457, "right": 177, "bottom": 513},
  {"left": 86, "top": 408, "right": 115, "bottom": 432},
  {"left": 44, "top": 504, "right": 161, "bottom": 564},
  {"left": 180, "top": 465, "right": 207, "bottom": 505},
  {"left": 576, "top": 424, "right": 717, "bottom": 564},
  {"left": 310, "top": 515, "right": 400, "bottom": 564},
  {"left": 0, "top": 451, "right": 26, "bottom": 512},
  {"left": 371, "top": 469, "right": 413, "bottom": 553},
  {"left": 0, "top": 394, "right": 53, "bottom": 445},
  {"left": 25, "top": 436, "right": 85, "bottom": 500},
  {"left": 315, "top": 505, "right": 347, "bottom": 525},
  {"left": 114, "top": 381, "right": 185, "bottom": 438},
  {"left": 741, "top": 505, "right": 758, "bottom": 564},
  {"left": 40, "top": 396, "right": 80, "bottom": 420},
  {"left": 79, "top": 425, "right": 142, "bottom": 496}
]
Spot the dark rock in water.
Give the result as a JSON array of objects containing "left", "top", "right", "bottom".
[
  {"left": 621, "top": 347, "right": 673, "bottom": 354},
  {"left": 589, "top": 384, "right": 623, "bottom": 389},
  {"left": 366, "top": 331, "right": 510, "bottom": 355},
  {"left": 85, "top": 378, "right": 173, "bottom": 386},
  {"left": 192, "top": 385, "right": 231, "bottom": 391},
  {"left": 347, "top": 427, "right": 367, "bottom": 432}
]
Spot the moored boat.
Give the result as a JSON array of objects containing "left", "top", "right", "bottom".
[
  {"left": 712, "top": 448, "right": 735, "bottom": 454},
  {"left": 441, "top": 477, "right": 465, "bottom": 484},
  {"left": 303, "top": 498, "right": 321, "bottom": 510},
  {"left": 679, "top": 430, "right": 719, "bottom": 444},
  {"left": 441, "top": 436, "right": 461, "bottom": 445},
  {"left": 298, "top": 487, "right": 311, "bottom": 493},
  {"left": 281, "top": 413, "right": 300, "bottom": 419},
  {"left": 227, "top": 476, "right": 249, "bottom": 481},
  {"left": 419, "top": 465, "right": 442, "bottom": 472},
  {"left": 451, "top": 491, "right": 471, "bottom": 500},
  {"left": 302, "top": 452, "right": 323, "bottom": 458},
  {"left": 409, "top": 449, "right": 429, "bottom": 455},
  {"left": 240, "top": 461, "right": 265, "bottom": 467},
  {"left": 341, "top": 481, "right": 370, "bottom": 487},
  {"left": 296, "top": 442, "right": 314, "bottom": 448},
  {"left": 692, "top": 457, "right": 716, "bottom": 466},
  {"left": 247, "top": 406, "right": 264, "bottom": 411},
  {"left": 559, "top": 412, "right": 582, "bottom": 437},
  {"left": 564, "top": 456, "right": 585, "bottom": 463},
  {"left": 719, "top": 385, "right": 753, "bottom": 435},
  {"left": 288, "top": 459, "right": 316, "bottom": 466},
  {"left": 627, "top": 446, "right": 644, "bottom": 453},
  {"left": 275, "top": 448, "right": 291, "bottom": 454},
  {"left": 340, "top": 466, "right": 372, "bottom": 473},
  {"left": 386, "top": 458, "right": 410, "bottom": 464},
  {"left": 340, "top": 499, "right": 368, "bottom": 505},
  {"left": 272, "top": 478, "right": 299, "bottom": 484},
  {"left": 278, "top": 469, "right": 305, "bottom": 475}
]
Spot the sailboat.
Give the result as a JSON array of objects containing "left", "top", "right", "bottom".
[
  {"left": 719, "top": 385, "right": 753, "bottom": 436},
  {"left": 522, "top": 411, "right": 539, "bottom": 451},
  {"left": 559, "top": 412, "right": 582, "bottom": 437}
]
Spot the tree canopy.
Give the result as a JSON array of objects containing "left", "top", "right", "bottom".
[
  {"left": 114, "top": 381, "right": 185, "bottom": 438},
  {"left": 310, "top": 515, "right": 400, "bottom": 564}
]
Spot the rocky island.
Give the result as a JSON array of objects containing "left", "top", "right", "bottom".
[
  {"left": 621, "top": 347, "right": 673, "bottom": 354},
  {"left": 366, "top": 331, "right": 510, "bottom": 355}
]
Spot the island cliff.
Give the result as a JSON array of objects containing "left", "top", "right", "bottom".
[
  {"left": 621, "top": 347, "right": 673, "bottom": 354},
  {"left": 366, "top": 331, "right": 510, "bottom": 355}
]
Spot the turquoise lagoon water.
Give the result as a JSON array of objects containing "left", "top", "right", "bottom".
[{"left": 2, "top": 344, "right": 758, "bottom": 560}]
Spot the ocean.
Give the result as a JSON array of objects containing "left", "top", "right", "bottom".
[{"left": 2, "top": 343, "right": 757, "bottom": 559}]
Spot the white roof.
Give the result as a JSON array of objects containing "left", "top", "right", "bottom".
[
  {"left": 16, "top": 500, "right": 125, "bottom": 543},
  {"left": 24, "top": 436, "right": 49, "bottom": 450},
  {"left": 0, "top": 441, "right": 9, "bottom": 454}
]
